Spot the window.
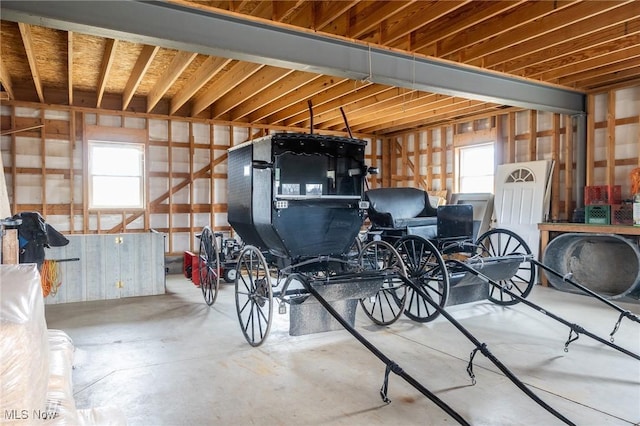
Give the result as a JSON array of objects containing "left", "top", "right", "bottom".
[
  {"left": 456, "top": 143, "right": 494, "bottom": 193},
  {"left": 89, "top": 141, "right": 145, "bottom": 209}
]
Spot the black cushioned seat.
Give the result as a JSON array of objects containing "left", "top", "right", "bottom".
[{"left": 365, "top": 187, "right": 437, "bottom": 229}]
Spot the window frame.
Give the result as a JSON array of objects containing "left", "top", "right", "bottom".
[
  {"left": 455, "top": 142, "right": 495, "bottom": 194},
  {"left": 88, "top": 140, "right": 146, "bottom": 210}
]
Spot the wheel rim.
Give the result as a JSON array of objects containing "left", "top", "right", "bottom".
[
  {"left": 358, "top": 240, "right": 407, "bottom": 326},
  {"left": 476, "top": 228, "right": 536, "bottom": 305},
  {"left": 235, "top": 247, "right": 273, "bottom": 346},
  {"left": 198, "top": 226, "right": 220, "bottom": 306},
  {"left": 394, "top": 236, "right": 449, "bottom": 322}
]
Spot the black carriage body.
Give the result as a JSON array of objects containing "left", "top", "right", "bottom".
[{"left": 228, "top": 133, "right": 368, "bottom": 260}]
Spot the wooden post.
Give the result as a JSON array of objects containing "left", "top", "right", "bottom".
[
  {"left": 210, "top": 123, "right": 215, "bottom": 229},
  {"left": 189, "top": 122, "right": 195, "bottom": 252},
  {"left": 426, "top": 129, "right": 433, "bottom": 190},
  {"left": 168, "top": 120, "right": 173, "bottom": 253},
  {"left": 413, "top": 131, "right": 420, "bottom": 189},
  {"left": 1, "top": 229, "right": 19, "bottom": 264},
  {"left": 440, "top": 127, "right": 446, "bottom": 191}
]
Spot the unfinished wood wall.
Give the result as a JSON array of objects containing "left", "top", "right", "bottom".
[
  {"left": 0, "top": 101, "right": 376, "bottom": 255},
  {"left": 2, "top": 84, "right": 638, "bottom": 256},
  {"left": 379, "top": 84, "right": 639, "bottom": 222}
]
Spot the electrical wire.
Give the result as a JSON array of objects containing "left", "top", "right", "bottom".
[{"left": 40, "top": 259, "right": 62, "bottom": 297}]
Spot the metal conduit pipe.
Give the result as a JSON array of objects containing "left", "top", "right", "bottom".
[{"left": 574, "top": 113, "right": 587, "bottom": 209}]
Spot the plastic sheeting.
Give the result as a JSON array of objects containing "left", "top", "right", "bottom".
[
  {"left": 1, "top": 264, "right": 127, "bottom": 425},
  {"left": 1, "top": 264, "right": 50, "bottom": 424}
]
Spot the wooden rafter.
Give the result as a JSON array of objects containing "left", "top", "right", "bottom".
[
  {"left": 347, "top": 1, "right": 415, "bottom": 39},
  {"left": 96, "top": 38, "right": 119, "bottom": 108},
  {"left": 211, "top": 66, "right": 294, "bottom": 118},
  {"left": 0, "top": 59, "right": 15, "bottom": 100},
  {"left": 459, "top": 1, "right": 632, "bottom": 63},
  {"left": 289, "top": 83, "right": 390, "bottom": 127},
  {"left": 123, "top": 44, "right": 159, "bottom": 111},
  {"left": 147, "top": 50, "right": 198, "bottom": 113},
  {"left": 18, "top": 23, "right": 44, "bottom": 103},
  {"left": 486, "top": 10, "right": 640, "bottom": 71},
  {"left": 411, "top": 1, "right": 524, "bottom": 52},
  {"left": 313, "top": 0, "right": 360, "bottom": 30},
  {"left": 191, "top": 61, "right": 263, "bottom": 116},
  {"left": 439, "top": 1, "right": 579, "bottom": 59},
  {"left": 229, "top": 71, "right": 319, "bottom": 121},
  {"left": 258, "top": 76, "right": 350, "bottom": 124},
  {"left": 272, "top": 0, "right": 305, "bottom": 22},
  {"left": 170, "top": 56, "right": 231, "bottom": 115},
  {"left": 382, "top": 1, "right": 471, "bottom": 47}
]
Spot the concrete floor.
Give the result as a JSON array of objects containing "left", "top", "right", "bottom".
[{"left": 44, "top": 276, "right": 640, "bottom": 426}]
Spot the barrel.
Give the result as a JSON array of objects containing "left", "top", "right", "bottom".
[{"left": 542, "top": 233, "right": 640, "bottom": 299}]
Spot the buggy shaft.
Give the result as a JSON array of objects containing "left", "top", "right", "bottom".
[
  {"left": 450, "top": 260, "right": 640, "bottom": 362},
  {"left": 401, "top": 275, "right": 576, "bottom": 426},
  {"left": 531, "top": 258, "right": 640, "bottom": 324},
  {"left": 298, "top": 274, "right": 470, "bottom": 426}
]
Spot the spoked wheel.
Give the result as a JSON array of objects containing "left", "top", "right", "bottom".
[
  {"left": 358, "top": 240, "right": 407, "bottom": 326},
  {"left": 394, "top": 236, "right": 449, "bottom": 322},
  {"left": 475, "top": 228, "right": 536, "bottom": 306},
  {"left": 198, "top": 226, "right": 220, "bottom": 306},
  {"left": 235, "top": 246, "right": 273, "bottom": 346}
]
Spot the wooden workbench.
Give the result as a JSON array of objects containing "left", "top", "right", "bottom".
[{"left": 537, "top": 222, "right": 640, "bottom": 285}]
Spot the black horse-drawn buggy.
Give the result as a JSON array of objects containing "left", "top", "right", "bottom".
[{"left": 195, "top": 131, "right": 638, "bottom": 425}]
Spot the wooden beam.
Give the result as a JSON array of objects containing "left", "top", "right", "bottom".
[
  {"left": 0, "top": 58, "right": 15, "bottom": 101},
  {"left": 123, "top": 45, "right": 159, "bottom": 111},
  {"left": 170, "top": 56, "right": 231, "bottom": 115},
  {"left": 438, "top": 1, "right": 579, "bottom": 57},
  {"left": 459, "top": 1, "right": 628, "bottom": 63},
  {"left": 211, "top": 66, "right": 293, "bottom": 118},
  {"left": 413, "top": 131, "right": 420, "bottom": 188},
  {"left": 96, "top": 39, "right": 119, "bottom": 108},
  {"left": 347, "top": 1, "right": 416, "bottom": 39},
  {"left": 18, "top": 23, "right": 44, "bottom": 103},
  {"left": 68, "top": 31, "right": 73, "bottom": 105},
  {"left": 440, "top": 127, "right": 447, "bottom": 191},
  {"left": 412, "top": 1, "right": 524, "bottom": 52},
  {"left": 383, "top": 1, "right": 470, "bottom": 46},
  {"left": 191, "top": 61, "right": 262, "bottom": 116},
  {"left": 272, "top": 1, "right": 305, "bottom": 22},
  {"left": 314, "top": 0, "right": 360, "bottom": 30},
  {"left": 229, "top": 71, "right": 318, "bottom": 121},
  {"left": 147, "top": 50, "right": 198, "bottom": 113}
]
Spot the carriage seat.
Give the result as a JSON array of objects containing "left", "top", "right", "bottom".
[{"left": 365, "top": 187, "right": 438, "bottom": 229}]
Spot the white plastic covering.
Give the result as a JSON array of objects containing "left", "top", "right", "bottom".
[
  {"left": 0, "top": 265, "right": 127, "bottom": 425},
  {"left": 0, "top": 264, "right": 50, "bottom": 423}
]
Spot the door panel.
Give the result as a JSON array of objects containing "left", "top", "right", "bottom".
[{"left": 495, "top": 160, "right": 553, "bottom": 263}]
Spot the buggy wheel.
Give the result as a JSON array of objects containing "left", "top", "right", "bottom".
[
  {"left": 475, "top": 228, "right": 536, "bottom": 306},
  {"left": 198, "top": 226, "right": 220, "bottom": 306},
  {"left": 358, "top": 240, "right": 407, "bottom": 326},
  {"left": 235, "top": 246, "right": 273, "bottom": 346},
  {"left": 394, "top": 236, "right": 449, "bottom": 323}
]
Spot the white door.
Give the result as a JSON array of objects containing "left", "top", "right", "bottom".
[{"left": 494, "top": 160, "right": 554, "bottom": 262}]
